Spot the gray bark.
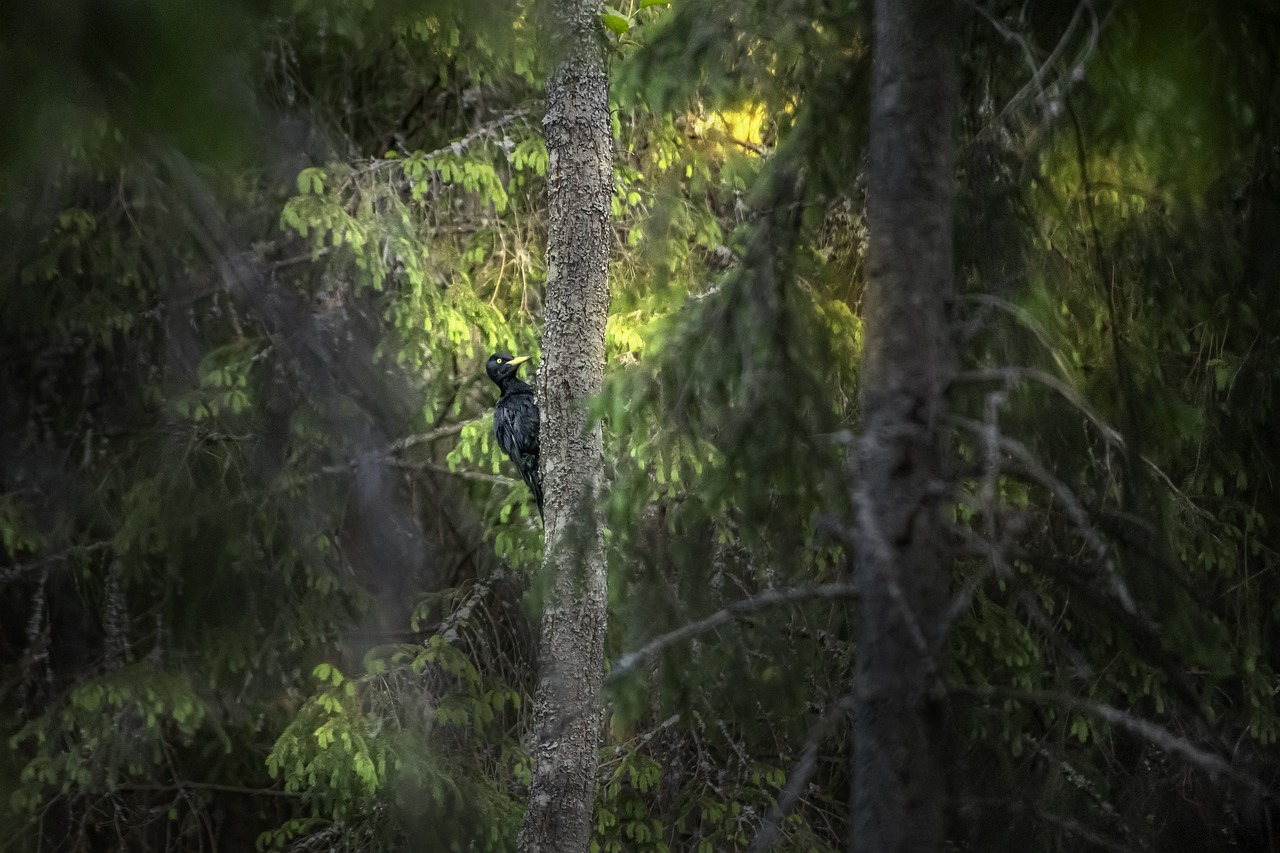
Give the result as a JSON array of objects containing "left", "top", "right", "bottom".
[
  {"left": 851, "top": 1, "right": 959, "bottom": 852},
  {"left": 516, "top": 0, "right": 612, "bottom": 850}
]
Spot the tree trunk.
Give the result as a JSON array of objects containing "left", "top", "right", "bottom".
[
  {"left": 516, "top": 0, "right": 612, "bottom": 850},
  {"left": 850, "top": 1, "right": 958, "bottom": 852}
]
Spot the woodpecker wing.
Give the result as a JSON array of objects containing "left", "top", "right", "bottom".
[
  {"left": 494, "top": 387, "right": 539, "bottom": 466},
  {"left": 494, "top": 384, "right": 543, "bottom": 517}
]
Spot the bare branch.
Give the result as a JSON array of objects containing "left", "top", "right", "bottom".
[
  {"left": 317, "top": 454, "right": 517, "bottom": 488},
  {"left": 389, "top": 460, "right": 516, "bottom": 487},
  {"left": 605, "top": 584, "right": 859, "bottom": 686},
  {"left": 433, "top": 568, "right": 509, "bottom": 645},
  {"left": 749, "top": 694, "right": 856, "bottom": 852},
  {"left": 957, "top": 292, "right": 1065, "bottom": 361},
  {"left": 969, "top": 0, "right": 1100, "bottom": 141},
  {"left": 961, "top": 686, "right": 1276, "bottom": 799},
  {"left": 0, "top": 541, "right": 111, "bottom": 584},
  {"left": 1027, "top": 739, "right": 1134, "bottom": 843},
  {"left": 268, "top": 247, "right": 331, "bottom": 270},
  {"left": 113, "top": 781, "right": 304, "bottom": 799},
  {"left": 957, "top": 366, "right": 1123, "bottom": 447},
  {"left": 353, "top": 105, "right": 540, "bottom": 179},
  {"left": 960, "top": 797, "right": 1142, "bottom": 853},
  {"left": 386, "top": 417, "right": 481, "bottom": 454},
  {"left": 951, "top": 415, "right": 1137, "bottom": 616}
]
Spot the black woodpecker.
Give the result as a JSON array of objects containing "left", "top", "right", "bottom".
[{"left": 486, "top": 353, "right": 543, "bottom": 520}]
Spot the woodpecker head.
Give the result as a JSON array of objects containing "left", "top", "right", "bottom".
[{"left": 486, "top": 353, "right": 530, "bottom": 387}]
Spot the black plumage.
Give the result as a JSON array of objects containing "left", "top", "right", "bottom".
[{"left": 486, "top": 353, "right": 543, "bottom": 520}]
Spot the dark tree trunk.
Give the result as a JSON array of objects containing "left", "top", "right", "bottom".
[
  {"left": 516, "top": 0, "right": 612, "bottom": 850},
  {"left": 850, "top": 1, "right": 959, "bottom": 852}
]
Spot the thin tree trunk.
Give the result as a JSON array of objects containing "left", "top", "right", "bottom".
[
  {"left": 850, "top": 1, "right": 959, "bottom": 851},
  {"left": 516, "top": 0, "right": 612, "bottom": 849}
]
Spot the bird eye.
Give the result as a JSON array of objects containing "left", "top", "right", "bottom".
[{"left": 495, "top": 358, "right": 504, "bottom": 363}]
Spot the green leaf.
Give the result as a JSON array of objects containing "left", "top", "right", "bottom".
[
  {"left": 295, "top": 167, "right": 326, "bottom": 195},
  {"left": 601, "top": 7, "right": 630, "bottom": 33}
]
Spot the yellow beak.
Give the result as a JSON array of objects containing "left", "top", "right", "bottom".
[{"left": 506, "top": 356, "right": 530, "bottom": 366}]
